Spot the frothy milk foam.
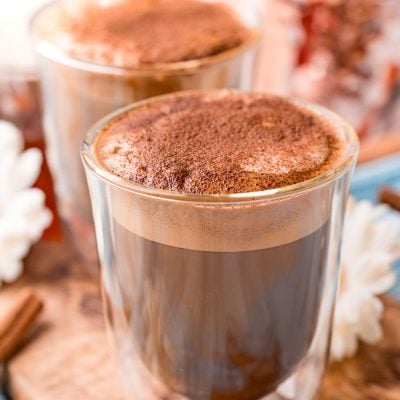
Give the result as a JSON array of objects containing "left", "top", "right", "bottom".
[{"left": 110, "top": 186, "right": 331, "bottom": 252}]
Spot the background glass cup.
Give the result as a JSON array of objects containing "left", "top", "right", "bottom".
[
  {"left": 256, "top": 0, "right": 400, "bottom": 140},
  {"left": 81, "top": 92, "right": 359, "bottom": 399},
  {"left": 31, "top": 0, "right": 262, "bottom": 263}
]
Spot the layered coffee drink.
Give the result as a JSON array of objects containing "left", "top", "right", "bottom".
[
  {"left": 32, "top": 0, "right": 260, "bottom": 261},
  {"left": 83, "top": 91, "right": 353, "bottom": 399}
]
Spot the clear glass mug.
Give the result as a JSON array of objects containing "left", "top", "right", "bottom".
[
  {"left": 81, "top": 92, "right": 359, "bottom": 399},
  {"left": 31, "top": 0, "right": 262, "bottom": 263},
  {"left": 256, "top": 0, "right": 400, "bottom": 139}
]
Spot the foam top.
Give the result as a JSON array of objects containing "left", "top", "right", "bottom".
[
  {"left": 35, "top": 0, "right": 252, "bottom": 67},
  {"left": 95, "top": 91, "right": 345, "bottom": 195}
]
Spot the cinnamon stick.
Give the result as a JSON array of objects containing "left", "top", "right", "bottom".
[
  {"left": 379, "top": 186, "right": 400, "bottom": 212},
  {"left": 0, "top": 288, "right": 43, "bottom": 362}
]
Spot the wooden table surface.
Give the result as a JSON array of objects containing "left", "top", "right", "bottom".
[
  {"left": 0, "top": 241, "right": 125, "bottom": 400},
  {"left": 1, "top": 240, "right": 400, "bottom": 400}
]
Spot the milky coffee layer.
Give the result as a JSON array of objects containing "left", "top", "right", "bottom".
[
  {"left": 35, "top": 0, "right": 252, "bottom": 67},
  {"left": 95, "top": 91, "right": 345, "bottom": 194}
]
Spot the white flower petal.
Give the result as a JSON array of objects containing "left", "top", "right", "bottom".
[
  {"left": 357, "top": 318, "right": 383, "bottom": 344},
  {"left": 5, "top": 188, "right": 45, "bottom": 216},
  {"left": 0, "top": 257, "right": 23, "bottom": 283},
  {"left": 331, "top": 333, "right": 344, "bottom": 361},
  {"left": 0, "top": 223, "right": 31, "bottom": 260},
  {"left": 26, "top": 208, "right": 53, "bottom": 241},
  {"left": 0, "top": 216, "right": 29, "bottom": 241},
  {"left": 6, "top": 189, "right": 52, "bottom": 240},
  {"left": 0, "top": 121, "right": 23, "bottom": 156},
  {"left": 14, "top": 148, "right": 43, "bottom": 190},
  {"left": 348, "top": 254, "right": 396, "bottom": 294},
  {"left": 331, "top": 325, "right": 358, "bottom": 361},
  {"left": 345, "top": 333, "right": 359, "bottom": 358},
  {"left": 368, "top": 271, "right": 396, "bottom": 295},
  {"left": 342, "top": 202, "right": 373, "bottom": 261},
  {"left": 369, "top": 222, "right": 400, "bottom": 257},
  {"left": 337, "top": 289, "right": 366, "bottom": 324}
]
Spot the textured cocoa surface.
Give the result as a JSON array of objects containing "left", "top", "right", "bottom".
[
  {"left": 96, "top": 91, "right": 344, "bottom": 194},
  {"left": 45, "top": 0, "right": 251, "bottom": 66}
]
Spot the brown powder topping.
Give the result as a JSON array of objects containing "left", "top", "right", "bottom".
[
  {"left": 47, "top": 0, "right": 252, "bottom": 66},
  {"left": 95, "top": 91, "right": 345, "bottom": 194}
]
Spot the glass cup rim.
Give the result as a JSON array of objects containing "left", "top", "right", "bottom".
[
  {"left": 30, "top": 0, "right": 261, "bottom": 76},
  {"left": 81, "top": 90, "right": 359, "bottom": 205}
]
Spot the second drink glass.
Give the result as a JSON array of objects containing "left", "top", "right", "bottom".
[{"left": 31, "top": 0, "right": 261, "bottom": 261}]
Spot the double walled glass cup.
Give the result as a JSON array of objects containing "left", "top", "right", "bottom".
[
  {"left": 31, "top": 0, "right": 261, "bottom": 262},
  {"left": 82, "top": 92, "right": 358, "bottom": 399}
]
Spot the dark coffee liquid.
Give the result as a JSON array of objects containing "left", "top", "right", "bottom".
[{"left": 107, "top": 221, "right": 330, "bottom": 399}]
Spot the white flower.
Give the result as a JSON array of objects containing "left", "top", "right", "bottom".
[
  {"left": 277, "top": 198, "right": 400, "bottom": 398},
  {"left": 0, "top": 121, "right": 52, "bottom": 284},
  {"left": 331, "top": 198, "right": 400, "bottom": 361}
]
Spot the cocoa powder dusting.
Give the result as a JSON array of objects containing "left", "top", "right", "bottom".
[
  {"left": 56, "top": 0, "right": 251, "bottom": 66},
  {"left": 95, "top": 91, "right": 345, "bottom": 194}
]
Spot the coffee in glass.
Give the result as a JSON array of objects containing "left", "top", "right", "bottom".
[
  {"left": 82, "top": 91, "right": 358, "bottom": 399},
  {"left": 31, "top": 0, "right": 261, "bottom": 261}
]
